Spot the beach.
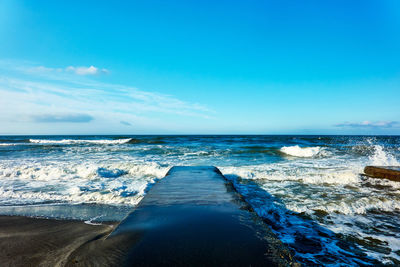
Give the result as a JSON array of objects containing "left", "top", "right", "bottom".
[
  {"left": 0, "top": 135, "right": 399, "bottom": 265},
  {"left": 0, "top": 215, "right": 115, "bottom": 267}
]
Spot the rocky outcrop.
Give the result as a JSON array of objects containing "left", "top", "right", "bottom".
[{"left": 364, "top": 166, "right": 400, "bottom": 182}]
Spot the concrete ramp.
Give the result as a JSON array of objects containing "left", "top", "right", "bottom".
[{"left": 67, "top": 166, "right": 295, "bottom": 266}]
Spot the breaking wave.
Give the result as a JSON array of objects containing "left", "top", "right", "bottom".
[
  {"left": 0, "top": 162, "right": 169, "bottom": 206},
  {"left": 369, "top": 144, "right": 399, "bottom": 166},
  {"left": 280, "top": 145, "right": 325, "bottom": 157},
  {"left": 29, "top": 138, "right": 134, "bottom": 145}
]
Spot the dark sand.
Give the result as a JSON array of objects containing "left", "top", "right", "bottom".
[{"left": 0, "top": 216, "right": 115, "bottom": 267}]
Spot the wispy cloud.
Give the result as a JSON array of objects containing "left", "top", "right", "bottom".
[
  {"left": 31, "top": 113, "right": 94, "bottom": 123},
  {"left": 0, "top": 60, "right": 212, "bottom": 133},
  {"left": 335, "top": 121, "right": 399, "bottom": 128},
  {"left": 29, "top": 65, "right": 108, "bottom": 76},
  {"left": 31, "top": 66, "right": 63, "bottom": 73},
  {"left": 66, "top": 65, "right": 108, "bottom": 75}
]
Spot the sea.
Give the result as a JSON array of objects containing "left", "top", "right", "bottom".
[{"left": 0, "top": 135, "right": 399, "bottom": 265}]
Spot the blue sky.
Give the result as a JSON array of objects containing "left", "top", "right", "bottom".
[{"left": 0, "top": 0, "right": 399, "bottom": 134}]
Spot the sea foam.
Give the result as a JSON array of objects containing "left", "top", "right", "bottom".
[
  {"left": 280, "top": 145, "right": 323, "bottom": 157},
  {"left": 29, "top": 138, "right": 133, "bottom": 145},
  {"left": 0, "top": 161, "right": 169, "bottom": 206}
]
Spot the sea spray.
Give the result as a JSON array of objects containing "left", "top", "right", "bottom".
[{"left": 369, "top": 144, "right": 399, "bottom": 166}]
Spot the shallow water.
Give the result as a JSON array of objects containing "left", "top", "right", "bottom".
[{"left": 0, "top": 135, "right": 399, "bottom": 265}]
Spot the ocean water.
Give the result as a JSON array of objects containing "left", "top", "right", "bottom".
[{"left": 0, "top": 135, "right": 399, "bottom": 265}]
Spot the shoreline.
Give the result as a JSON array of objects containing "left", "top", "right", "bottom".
[{"left": 0, "top": 167, "right": 297, "bottom": 266}]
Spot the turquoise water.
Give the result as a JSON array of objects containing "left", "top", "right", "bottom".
[{"left": 0, "top": 135, "right": 399, "bottom": 265}]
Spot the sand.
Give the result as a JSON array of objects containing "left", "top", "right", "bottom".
[{"left": 0, "top": 216, "right": 115, "bottom": 267}]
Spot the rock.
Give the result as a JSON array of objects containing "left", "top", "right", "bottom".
[{"left": 364, "top": 166, "right": 400, "bottom": 182}]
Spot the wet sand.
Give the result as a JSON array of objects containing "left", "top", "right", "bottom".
[{"left": 0, "top": 216, "right": 115, "bottom": 267}]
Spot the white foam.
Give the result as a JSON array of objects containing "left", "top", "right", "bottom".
[
  {"left": 0, "top": 187, "right": 144, "bottom": 206},
  {"left": 280, "top": 145, "right": 324, "bottom": 157},
  {"left": 221, "top": 163, "right": 361, "bottom": 185},
  {"left": 0, "top": 143, "right": 19, "bottom": 146},
  {"left": 0, "top": 161, "right": 169, "bottom": 206},
  {"left": 29, "top": 138, "right": 133, "bottom": 145},
  {"left": 287, "top": 197, "right": 400, "bottom": 215},
  {"left": 84, "top": 215, "right": 104, "bottom": 225},
  {"left": 325, "top": 214, "right": 400, "bottom": 264}
]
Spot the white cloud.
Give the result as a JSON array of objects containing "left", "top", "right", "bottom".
[
  {"left": 0, "top": 62, "right": 212, "bottom": 133},
  {"left": 66, "top": 65, "right": 108, "bottom": 75},
  {"left": 335, "top": 121, "right": 399, "bottom": 128}
]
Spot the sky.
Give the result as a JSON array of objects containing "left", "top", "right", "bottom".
[{"left": 0, "top": 0, "right": 399, "bottom": 135}]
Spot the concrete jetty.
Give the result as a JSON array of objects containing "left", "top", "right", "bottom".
[{"left": 66, "top": 166, "right": 295, "bottom": 266}]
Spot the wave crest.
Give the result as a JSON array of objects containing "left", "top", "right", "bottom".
[
  {"left": 0, "top": 162, "right": 170, "bottom": 206},
  {"left": 29, "top": 138, "right": 133, "bottom": 145},
  {"left": 280, "top": 145, "right": 324, "bottom": 157}
]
